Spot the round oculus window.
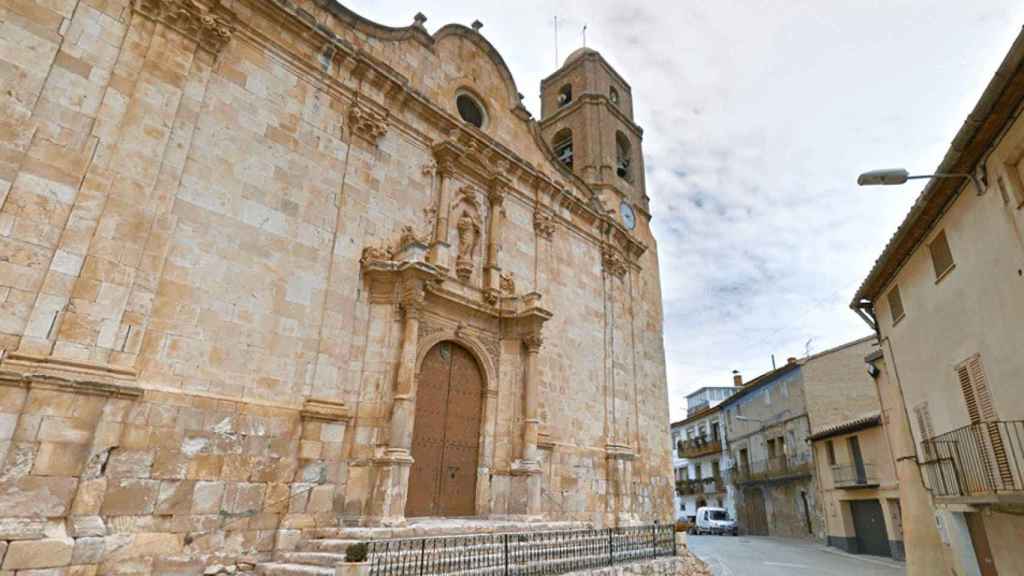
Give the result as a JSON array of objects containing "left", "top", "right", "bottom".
[{"left": 456, "top": 94, "right": 485, "bottom": 128}]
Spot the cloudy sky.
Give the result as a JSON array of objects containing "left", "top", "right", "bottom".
[{"left": 348, "top": 1, "right": 1024, "bottom": 420}]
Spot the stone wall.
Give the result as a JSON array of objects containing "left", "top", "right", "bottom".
[{"left": 0, "top": 0, "right": 672, "bottom": 570}]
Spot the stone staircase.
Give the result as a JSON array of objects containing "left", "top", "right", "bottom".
[{"left": 256, "top": 520, "right": 595, "bottom": 576}]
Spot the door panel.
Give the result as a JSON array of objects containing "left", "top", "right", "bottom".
[
  {"left": 407, "top": 343, "right": 451, "bottom": 517},
  {"left": 406, "top": 342, "right": 483, "bottom": 518},
  {"left": 966, "top": 512, "right": 999, "bottom": 576},
  {"left": 851, "top": 500, "right": 891, "bottom": 557}
]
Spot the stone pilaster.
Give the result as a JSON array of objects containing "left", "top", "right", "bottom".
[
  {"left": 368, "top": 272, "right": 427, "bottom": 525},
  {"left": 483, "top": 176, "right": 508, "bottom": 292},
  {"left": 428, "top": 141, "right": 463, "bottom": 271},
  {"left": 510, "top": 330, "right": 543, "bottom": 516}
]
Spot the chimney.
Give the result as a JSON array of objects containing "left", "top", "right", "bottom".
[
  {"left": 787, "top": 357, "right": 798, "bottom": 365},
  {"left": 732, "top": 370, "right": 742, "bottom": 387}
]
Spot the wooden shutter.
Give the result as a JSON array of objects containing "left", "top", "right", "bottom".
[
  {"left": 957, "top": 355, "right": 1012, "bottom": 491},
  {"left": 914, "top": 402, "right": 935, "bottom": 459},
  {"left": 887, "top": 286, "right": 905, "bottom": 323},
  {"left": 957, "top": 364, "right": 981, "bottom": 424},
  {"left": 928, "top": 230, "right": 955, "bottom": 279}
]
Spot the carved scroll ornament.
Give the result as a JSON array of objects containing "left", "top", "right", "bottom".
[
  {"left": 602, "top": 247, "right": 627, "bottom": 278},
  {"left": 133, "top": 0, "right": 236, "bottom": 54},
  {"left": 349, "top": 103, "right": 388, "bottom": 144}
]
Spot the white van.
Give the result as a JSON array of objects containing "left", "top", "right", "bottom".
[{"left": 693, "top": 506, "right": 738, "bottom": 536}]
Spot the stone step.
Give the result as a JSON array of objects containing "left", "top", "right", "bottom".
[
  {"left": 255, "top": 562, "right": 334, "bottom": 576},
  {"left": 297, "top": 539, "right": 361, "bottom": 553},
  {"left": 275, "top": 552, "right": 347, "bottom": 567},
  {"left": 304, "top": 521, "right": 592, "bottom": 541}
]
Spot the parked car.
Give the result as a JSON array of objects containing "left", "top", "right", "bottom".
[{"left": 692, "top": 506, "right": 738, "bottom": 536}]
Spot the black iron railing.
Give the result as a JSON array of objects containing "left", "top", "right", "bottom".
[
  {"left": 832, "top": 463, "right": 878, "bottom": 488},
  {"left": 365, "top": 525, "right": 676, "bottom": 576},
  {"left": 921, "top": 421, "right": 1024, "bottom": 497},
  {"left": 731, "top": 453, "right": 813, "bottom": 484},
  {"left": 677, "top": 436, "right": 722, "bottom": 459}
]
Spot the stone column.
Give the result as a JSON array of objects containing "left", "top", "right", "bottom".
[
  {"left": 369, "top": 275, "right": 425, "bottom": 525},
  {"left": 483, "top": 177, "right": 507, "bottom": 293},
  {"left": 428, "top": 152, "right": 458, "bottom": 271},
  {"left": 510, "top": 331, "right": 543, "bottom": 516}
]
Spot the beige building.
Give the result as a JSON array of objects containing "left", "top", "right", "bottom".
[
  {"left": 802, "top": 337, "right": 903, "bottom": 560},
  {"left": 853, "top": 27, "right": 1024, "bottom": 576},
  {"left": 0, "top": 0, "right": 673, "bottom": 573}
]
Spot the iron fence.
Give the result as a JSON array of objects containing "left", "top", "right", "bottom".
[
  {"left": 921, "top": 420, "right": 1024, "bottom": 497},
  {"left": 365, "top": 524, "right": 676, "bottom": 576}
]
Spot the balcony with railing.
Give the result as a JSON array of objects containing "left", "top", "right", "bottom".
[
  {"left": 831, "top": 463, "right": 878, "bottom": 488},
  {"left": 732, "top": 453, "right": 813, "bottom": 484},
  {"left": 676, "top": 435, "right": 722, "bottom": 459},
  {"left": 920, "top": 421, "right": 1024, "bottom": 500},
  {"left": 675, "top": 476, "right": 726, "bottom": 496}
]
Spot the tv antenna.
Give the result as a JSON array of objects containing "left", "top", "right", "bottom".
[
  {"left": 553, "top": 16, "right": 559, "bottom": 66},
  {"left": 582, "top": 24, "right": 588, "bottom": 47}
]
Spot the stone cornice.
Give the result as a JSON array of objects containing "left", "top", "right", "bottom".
[
  {"left": 538, "top": 94, "right": 643, "bottom": 139},
  {"left": 132, "top": 0, "right": 236, "bottom": 54},
  {"left": 0, "top": 370, "right": 143, "bottom": 399},
  {"left": 300, "top": 399, "right": 351, "bottom": 422}
]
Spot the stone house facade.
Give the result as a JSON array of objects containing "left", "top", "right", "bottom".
[
  {"left": 719, "top": 362, "right": 818, "bottom": 539},
  {"left": 802, "top": 337, "right": 904, "bottom": 560},
  {"left": 853, "top": 24, "right": 1024, "bottom": 576},
  {"left": 0, "top": 0, "right": 671, "bottom": 572}
]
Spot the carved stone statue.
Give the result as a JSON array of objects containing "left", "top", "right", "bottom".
[
  {"left": 455, "top": 210, "right": 479, "bottom": 281},
  {"left": 500, "top": 271, "right": 515, "bottom": 294}
]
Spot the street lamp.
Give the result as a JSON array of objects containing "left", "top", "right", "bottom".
[{"left": 857, "top": 168, "right": 984, "bottom": 196}]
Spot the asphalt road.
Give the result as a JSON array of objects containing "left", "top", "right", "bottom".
[{"left": 688, "top": 534, "right": 906, "bottom": 576}]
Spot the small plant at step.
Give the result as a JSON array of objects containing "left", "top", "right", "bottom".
[{"left": 345, "top": 542, "right": 368, "bottom": 563}]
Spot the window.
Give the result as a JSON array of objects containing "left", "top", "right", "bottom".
[
  {"left": 1003, "top": 161, "right": 1024, "bottom": 207},
  {"left": 456, "top": 93, "right": 485, "bottom": 128},
  {"left": 615, "top": 132, "right": 631, "bottom": 180},
  {"left": 913, "top": 401, "right": 936, "bottom": 458},
  {"left": 887, "top": 285, "right": 905, "bottom": 324},
  {"left": 767, "top": 438, "right": 776, "bottom": 458},
  {"left": 676, "top": 440, "right": 683, "bottom": 458},
  {"left": 712, "top": 460, "right": 720, "bottom": 479},
  {"left": 956, "top": 355, "right": 996, "bottom": 425},
  {"left": 928, "top": 230, "right": 955, "bottom": 280},
  {"left": 609, "top": 86, "right": 620, "bottom": 106},
  {"left": 695, "top": 463, "right": 703, "bottom": 479},
  {"left": 825, "top": 440, "right": 836, "bottom": 465},
  {"left": 711, "top": 422, "right": 720, "bottom": 442},
  {"left": 552, "top": 129, "right": 573, "bottom": 169},
  {"left": 557, "top": 84, "right": 572, "bottom": 107}
]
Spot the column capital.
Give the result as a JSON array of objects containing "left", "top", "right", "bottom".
[{"left": 523, "top": 332, "right": 543, "bottom": 352}]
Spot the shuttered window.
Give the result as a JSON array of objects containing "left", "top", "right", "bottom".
[
  {"left": 956, "top": 355, "right": 1013, "bottom": 488},
  {"left": 1008, "top": 161, "right": 1024, "bottom": 207},
  {"left": 928, "top": 230, "right": 955, "bottom": 280},
  {"left": 887, "top": 285, "right": 905, "bottom": 324},
  {"left": 913, "top": 402, "right": 935, "bottom": 459},
  {"left": 957, "top": 355, "right": 996, "bottom": 424}
]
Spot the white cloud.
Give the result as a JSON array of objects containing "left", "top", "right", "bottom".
[{"left": 345, "top": 0, "right": 1024, "bottom": 419}]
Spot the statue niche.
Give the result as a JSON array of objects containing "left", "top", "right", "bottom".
[{"left": 452, "top": 188, "right": 482, "bottom": 282}]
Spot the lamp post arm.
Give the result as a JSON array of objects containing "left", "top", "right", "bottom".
[{"left": 906, "top": 172, "right": 984, "bottom": 196}]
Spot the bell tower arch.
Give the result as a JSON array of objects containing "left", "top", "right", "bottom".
[{"left": 539, "top": 47, "right": 649, "bottom": 224}]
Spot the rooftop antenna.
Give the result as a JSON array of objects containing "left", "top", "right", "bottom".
[
  {"left": 553, "top": 16, "right": 559, "bottom": 66},
  {"left": 582, "top": 24, "right": 587, "bottom": 47}
]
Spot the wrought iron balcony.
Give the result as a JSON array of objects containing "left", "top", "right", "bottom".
[
  {"left": 831, "top": 463, "right": 878, "bottom": 488},
  {"left": 731, "top": 454, "right": 813, "bottom": 484},
  {"left": 675, "top": 477, "right": 725, "bottom": 496},
  {"left": 676, "top": 436, "right": 722, "bottom": 459},
  {"left": 921, "top": 420, "right": 1024, "bottom": 498}
]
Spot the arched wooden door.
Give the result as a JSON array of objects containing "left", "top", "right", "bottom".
[{"left": 406, "top": 341, "right": 483, "bottom": 517}]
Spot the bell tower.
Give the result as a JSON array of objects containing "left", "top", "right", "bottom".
[{"left": 539, "top": 47, "right": 648, "bottom": 227}]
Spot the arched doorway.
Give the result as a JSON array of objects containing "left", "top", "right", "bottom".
[{"left": 406, "top": 341, "right": 483, "bottom": 517}]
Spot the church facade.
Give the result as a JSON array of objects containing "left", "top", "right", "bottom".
[{"left": 0, "top": 0, "right": 671, "bottom": 567}]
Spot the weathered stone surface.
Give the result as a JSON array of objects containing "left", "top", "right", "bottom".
[
  {"left": 69, "top": 515, "right": 106, "bottom": 537},
  {"left": 101, "top": 479, "right": 159, "bottom": 515},
  {"left": 71, "top": 537, "right": 105, "bottom": 565},
  {"left": 0, "top": 476, "right": 77, "bottom": 517},
  {"left": 104, "top": 533, "right": 182, "bottom": 562},
  {"left": 1, "top": 538, "right": 73, "bottom": 570},
  {"left": 0, "top": 517, "right": 47, "bottom": 539},
  {"left": 192, "top": 481, "right": 225, "bottom": 514}
]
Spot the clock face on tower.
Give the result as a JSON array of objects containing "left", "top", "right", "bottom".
[{"left": 620, "top": 201, "right": 636, "bottom": 230}]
